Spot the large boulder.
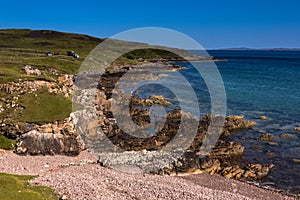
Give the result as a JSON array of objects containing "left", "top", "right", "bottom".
[{"left": 16, "top": 130, "right": 84, "bottom": 155}]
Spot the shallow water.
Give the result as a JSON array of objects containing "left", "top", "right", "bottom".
[{"left": 128, "top": 50, "right": 300, "bottom": 194}]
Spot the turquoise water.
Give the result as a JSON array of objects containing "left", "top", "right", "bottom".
[{"left": 133, "top": 50, "right": 300, "bottom": 194}]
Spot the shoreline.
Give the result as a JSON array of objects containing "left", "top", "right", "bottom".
[{"left": 0, "top": 149, "right": 296, "bottom": 200}]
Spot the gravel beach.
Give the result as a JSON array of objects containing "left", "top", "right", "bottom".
[{"left": 0, "top": 150, "right": 295, "bottom": 200}]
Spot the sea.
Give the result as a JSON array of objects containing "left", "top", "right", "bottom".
[{"left": 129, "top": 50, "right": 300, "bottom": 195}]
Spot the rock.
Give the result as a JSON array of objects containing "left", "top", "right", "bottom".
[
  {"left": 292, "top": 159, "right": 300, "bottom": 163},
  {"left": 223, "top": 115, "right": 256, "bottom": 136},
  {"left": 243, "top": 164, "right": 275, "bottom": 180},
  {"left": 266, "top": 151, "right": 276, "bottom": 158},
  {"left": 149, "top": 95, "right": 164, "bottom": 100},
  {"left": 259, "top": 116, "right": 267, "bottom": 120},
  {"left": 279, "top": 133, "right": 295, "bottom": 138},
  {"left": 294, "top": 127, "right": 300, "bottom": 131},
  {"left": 199, "top": 158, "right": 221, "bottom": 174},
  {"left": 267, "top": 142, "right": 278, "bottom": 146},
  {"left": 221, "top": 165, "right": 245, "bottom": 179},
  {"left": 209, "top": 141, "right": 244, "bottom": 159},
  {"left": 259, "top": 133, "right": 274, "bottom": 141},
  {"left": 16, "top": 130, "right": 84, "bottom": 155},
  {"left": 60, "top": 195, "right": 68, "bottom": 200},
  {"left": 23, "top": 65, "right": 42, "bottom": 76},
  {"left": 226, "top": 115, "right": 244, "bottom": 120}
]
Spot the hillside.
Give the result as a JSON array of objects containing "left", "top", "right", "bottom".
[
  {"left": 0, "top": 29, "right": 189, "bottom": 83},
  {"left": 0, "top": 29, "right": 190, "bottom": 145}
]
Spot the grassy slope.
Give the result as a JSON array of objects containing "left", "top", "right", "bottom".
[
  {"left": 0, "top": 29, "right": 101, "bottom": 83},
  {"left": 17, "top": 92, "right": 72, "bottom": 123},
  {"left": 0, "top": 28, "right": 190, "bottom": 130},
  {"left": 0, "top": 29, "right": 189, "bottom": 83},
  {"left": 0, "top": 173, "right": 58, "bottom": 200}
]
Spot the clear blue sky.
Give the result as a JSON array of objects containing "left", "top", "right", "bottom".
[{"left": 0, "top": 0, "right": 300, "bottom": 49}]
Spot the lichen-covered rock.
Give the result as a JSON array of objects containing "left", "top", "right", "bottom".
[{"left": 16, "top": 130, "right": 84, "bottom": 155}]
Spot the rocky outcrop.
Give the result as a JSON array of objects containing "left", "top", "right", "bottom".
[
  {"left": 76, "top": 65, "right": 274, "bottom": 181},
  {"left": 223, "top": 115, "right": 256, "bottom": 136},
  {"left": 0, "top": 74, "right": 73, "bottom": 98},
  {"left": 208, "top": 141, "right": 244, "bottom": 159},
  {"left": 10, "top": 116, "right": 85, "bottom": 156},
  {"left": 130, "top": 96, "right": 171, "bottom": 106},
  {"left": 23, "top": 65, "right": 42, "bottom": 76},
  {"left": 258, "top": 133, "right": 274, "bottom": 141},
  {"left": 221, "top": 164, "right": 275, "bottom": 180},
  {"left": 16, "top": 130, "right": 84, "bottom": 156}
]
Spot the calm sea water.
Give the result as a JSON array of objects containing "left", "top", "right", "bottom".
[
  {"left": 189, "top": 50, "right": 300, "bottom": 194},
  {"left": 132, "top": 50, "right": 300, "bottom": 194}
]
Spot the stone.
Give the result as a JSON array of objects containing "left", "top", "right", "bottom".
[
  {"left": 259, "top": 116, "right": 267, "bottom": 120},
  {"left": 16, "top": 130, "right": 84, "bottom": 155},
  {"left": 199, "top": 158, "right": 221, "bottom": 174},
  {"left": 259, "top": 133, "right": 274, "bottom": 141},
  {"left": 23, "top": 65, "right": 42, "bottom": 76},
  {"left": 223, "top": 115, "right": 256, "bottom": 136},
  {"left": 279, "top": 133, "right": 295, "bottom": 138},
  {"left": 209, "top": 141, "right": 244, "bottom": 159},
  {"left": 243, "top": 164, "right": 275, "bottom": 180},
  {"left": 267, "top": 142, "right": 278, "bottom": 146},
  {"left": 294, "top": 127, "right": 300, "bottom": 131},
  {"left": 60, "top": 195, "right": 68, "bottom": 200},
  {"left": 292, "top": 159, "right": 300, "bottom": 163}
]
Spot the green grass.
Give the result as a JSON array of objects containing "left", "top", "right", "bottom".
[
  {"left": 0, "top": 29, "right": 191, "bottom": 123},
  {"left": 0, "top": 173, "right": 58, "bottom": 200},
  {"left": 0, "top": 29, "right": 190, "bottom": 83},
  {"left": 17, "top": 92, "right": 72, "bottom": 123},
  {"left": 0, "top": 135, "right": 16, "bottom": 150}
]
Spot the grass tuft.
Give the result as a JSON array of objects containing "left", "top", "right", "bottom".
[{"left": 0, "top": 173, "right": 58, "bottom": 200}]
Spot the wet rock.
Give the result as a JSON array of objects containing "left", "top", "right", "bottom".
[
  {"left": 259, "top": 116, "right": 267, "bottom": 120},
  {"left": 243, "top": 164, "right": 275, "bottom": 180},
  {"left": 209, "top": 141, "right": 244, "bottom": 159},
  {"left": 223, "top": 115, "right": 256, "bottom": 136},
  {"left": 130, "top": 96, "right": 171, "bottom": 107},
  {"left": 293, "top": 159, "right": 300, "bottom": 163},
  {"left": 267, "top": 142, "right": 278, "bottom": 146},
  {"left": 259, "top": 133, "right": 274, "bottom": 141},
  {"left": 279, "top": 133, "right": 295, "bottom": 138},
  {"left": 221, "top": 165, "right": 245, "bottom": 179},
  {"left": 294, "top": 127, "right": 300, "bottom": 131},
  {"left": 266, "top": 151, "right": 276, "bottom": 158},
  {"left": 221, "top": 164, "right": 274, "bottom": 180},
  {"left": 199, "top": 158, "right": 221, "bottom": 174}
]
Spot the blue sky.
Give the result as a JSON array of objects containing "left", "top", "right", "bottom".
[{"left": 0, "top": 0, "right": 300, "bottom": 49}]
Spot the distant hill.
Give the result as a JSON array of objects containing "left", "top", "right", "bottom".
[{"left": 0, "top": 29, "right": 190, "bottom": 83}]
